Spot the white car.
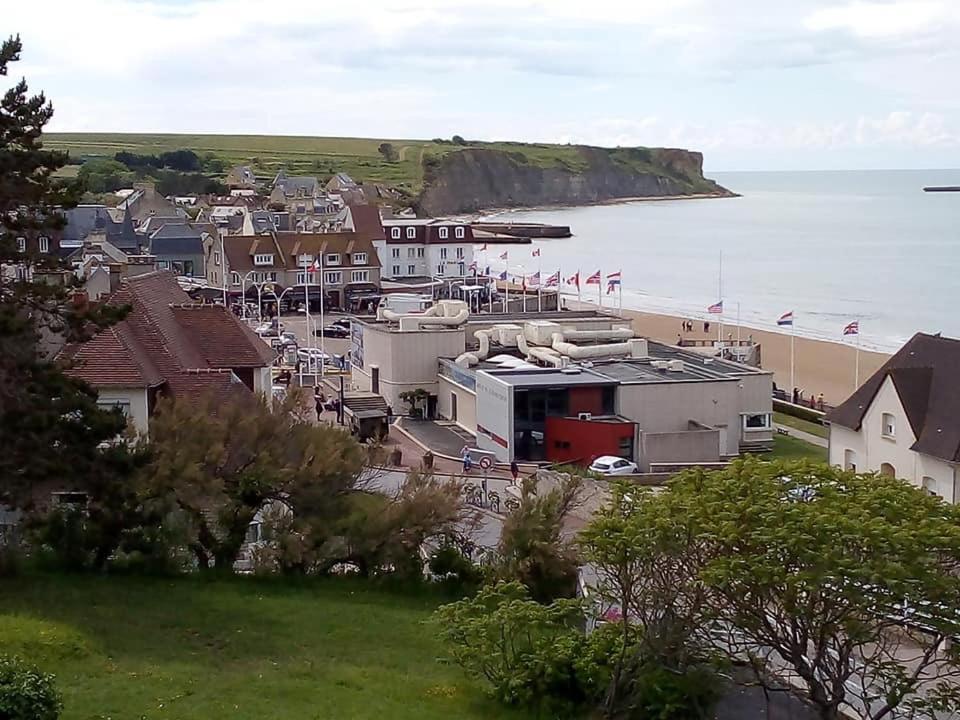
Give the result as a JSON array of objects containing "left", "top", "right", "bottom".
[
  {"left": 589, "top": 456, "right": 638, "bottom": 476},
  {"left": 297, "top": 348, "right": 331, "bottom": 363}
]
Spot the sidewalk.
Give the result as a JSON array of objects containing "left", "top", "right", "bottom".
[{"left": 774, "top": 423, "right": 828, "bottom": 448}]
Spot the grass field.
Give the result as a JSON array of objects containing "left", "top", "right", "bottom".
[
  {"left": 0, "top": 574, "right": 529, "bottom": 720},
  {"left": 769, "top": 434, "right": 828, "bottom": 462},
  {"left": 773, "top": 411, "right": 828, "bottom": 439},
  {"left": 43, "top": 133, "right": 698, "bottom": 195}
]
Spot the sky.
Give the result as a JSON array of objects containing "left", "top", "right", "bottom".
[{"left": 5, "top": 0, "right": 960, "bottom": 171}]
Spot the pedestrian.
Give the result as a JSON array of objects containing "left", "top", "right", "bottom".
[
  {"left": 792, "top": 387, "right": 799, "bottom": 404},
  {"left": 704, "top": 321, "right": 710, "bottom": 333},
  {"left": 461, "top": 445, "right": 472, "bottom": 473},
  {"left": 817, "top": 393, "right": 825, "bottom": 411},
  {"left": 315, "top": 395, "right": 324, "bottom": 420},
  {"left": 510, "top": 460, "right": 519, "bottom": 485},
  {"left": 677, "top": 333, "right": 683, "bottom": 346},
  {"left": 386, "top": 405, "right": 394, "bottom": 424}
]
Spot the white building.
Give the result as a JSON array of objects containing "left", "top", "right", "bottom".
[
  {"left": 827, "top": 333, "right": 960, "bottom": 501},
  {"left": 378, "top": 218, "right": 476, "bottom": 280}
]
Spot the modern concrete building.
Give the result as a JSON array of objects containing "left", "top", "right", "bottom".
[{"left": 827, "top": 333, "right": 960, "bottom": 501}]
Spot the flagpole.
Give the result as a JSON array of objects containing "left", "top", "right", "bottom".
[
  {"left": 618, "top": 274, "right": 622, "bottom": 314},
  {"left": 537, "top": 253, "right": 542, "bottom": 313},
  {"left": 319, "top": 254, "right": 326, "bottom": 379},
  {"left": 855, "top": 320, "right": 861, "bottom": 389},
  {"left": 736, "top": 301, "right": 741, "bottom": 345},
  {"left": 598, "top": 270, "right": 602, "bottom": 310},
  {"left": 790, "top": 322, "right": 796, "bottom": 395},
  {"left": 717, "top": 250, "right": 723, "bottom": 348}
]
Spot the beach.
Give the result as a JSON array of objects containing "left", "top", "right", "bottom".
[{"left": 570, "top": 299, "right": 888, "bottom": 406}]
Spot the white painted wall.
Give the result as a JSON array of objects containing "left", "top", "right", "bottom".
[
  {"left": 828, "top": 376, "right": 958, "bottom": 501},
  {"left": 438, "top": 376, "right": 477, "bottom": 433},
  {"left": 475, "top": 372, "right": 513, "bottom": 461},
  {"left": 97, "top": 387, "right": 150, "bottom": 438},
  {"left": 253, "top": 366, "right": 271, "bottom": 397},
  {"left": 427, "top": 244, "right": 473, "bottom": 278}
]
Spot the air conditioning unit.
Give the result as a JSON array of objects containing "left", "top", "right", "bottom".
[
  {"left": 578, "top": 412, "right": 593, "bottom": 421},
  {"left": 668, "top": 359, "right": 685, "bottom": 372}
]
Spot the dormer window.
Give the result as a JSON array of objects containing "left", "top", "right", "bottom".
[
  {"left": 455, "top": 226, "right": 465, "bottom": 239},
  {"left": 39, "top": 236, "right": 50, "bottom": 253},
  {"left": 391, "top": 227, "right": 401, "bottom": 239},
  {"left": 254, "top": 253, "right": 274, "bottom": 266},
  {"left": 353, "top": 252, "right": 367, "bottom": 265},
  {"left": 406, "top": 227, "right": 416, "bottom": 239},
  {"left": 231, "top": 271, "right": 241, "bottom": 285},
  {"left": 326, "top": 253, "right": 341, "bottom": 266},
  {"left": 16, "top": 237, "right": 25, "bottom": 253},
  {"left": 439, "top": 227, "right": 449, "bottom": 239}
]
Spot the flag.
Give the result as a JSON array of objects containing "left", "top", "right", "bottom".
[
  {"left": 532, "top": 248, "right": 541, "bottom": 257},
  {"left": 585, "top": 270, "right": 601, "bottom": 285},
  {"left": 566, "top": 271, "right": 580, "bottom": 288},
  {"left": 607, "top": 281, "right": 619, "bottom": 294},
  {"left": 309, "top": 258, "right": 320, "bottom": 272},
  {"left": 545, "top": 271, "right": 560, "bottom": 287},
  {"left": 707, "top": 300, "right": 723, "bottom": 314},
  {"left": 777, "top": 311, "right": 794, "bottom": 327},
  {"left": 483, "top": 266, "right": 490, "bottom": 277},
  {"left": 843, "top": 321, "right": 859, "bottom": 336},
  {"left": 468, "top": 260, "right": 477, "bottom": 273},
  {"left": 498, "top": 270, "right": 507, "bottom": 280},
  {"left": 499, "top": 250, "right": 508, "bottom": 260},
  {"left": 528, "top": 271, "right": 541, "bottom": 286},
  {"left": 607, "top": 270, "right": 621, "bottom": 281}
]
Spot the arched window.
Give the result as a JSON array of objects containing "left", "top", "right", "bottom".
[
  {"left": 843, "top": 449, "right": 856, "bottom": 471},
  {"left": 880, "top": 462, "right": 896, "bottom": 478}
]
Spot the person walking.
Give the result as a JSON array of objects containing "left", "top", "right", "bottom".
[
  {"left": 510, "top": 460, "right": 519, "bottom": 485},
  {"left": 461, "top": 445, "right": 473, "bottom": 473},
  {"left": 817, "top": 392, "right": 825, "bottom": 411},
  {"left": 314, "top": 386, "right": 325, "bottom": 421}
]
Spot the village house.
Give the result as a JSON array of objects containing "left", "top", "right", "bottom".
[
  {"left": 827, "top": 332, "right": 960, "bottom": 502},
  {"left": 208, "top": 231, "right": 381, "bottom": 313},
  {"left": 61, "top": 205, "right": 140, "bottom": 254},
  {"left": 378, "top": 218, "right": 476, "bottom": 281},
  {"left": 147, "top": 223, "right": 211, "bottom": 277},
  {"left": 60, "top": 271, "right": 276, "bottom": 436},
  {"left": 116, "top": 181, "right": 181, "bottom": 221}
]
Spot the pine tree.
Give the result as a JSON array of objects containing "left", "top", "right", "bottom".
[{"left": 0, "top": 35, "right": 128, "bottom": 510}]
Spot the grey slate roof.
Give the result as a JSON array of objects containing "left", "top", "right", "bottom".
[{"left": 150, "top": 235, "right": 204, "bottom": 256}]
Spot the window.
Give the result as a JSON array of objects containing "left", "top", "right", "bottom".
[
  {"left": 417, "top": 247, "right": 424, "bottom": 258},
  {"left": 273, "top": 214, "right": 281, "bottom": 224},
  {"left": 352, "top": 252, "right": 367, "bottom": 265},
  {"left": 407, "top": 264, "right": 415, "bottom": 275},
  {"left": 16, "top": 237, "right": 25, "bottom": 253},
  {"left": 440, "top": 247, "right": 448, "bottom": 259},
  {"left": 214, "top": 251, "right": 221, "bottom": 265},
  {"left": 391, "top": 248, "right": 400, "bottom": 258},
  {"left": 350, "top": 270, "right": 369, "bottom": 283},
  {"left": 437, "top": 264, "right": 445, "bottom": 275},
  {"left": 439, "top": 227, "right": 449, "bottom": 239},
  {"left": 455, "top": 226, "right": 465, "bottom": 239},
  {"left": 843, "top": 449, "right": 856, "bottom": 471},
  {"left": 157, "top": 260, "right": 171, "bottom": 269},
  {"left": 881, "top": 412, "right": 895, "bottom": 438},
  {"left": 52, "top": 491, "right": 89, "bottom": 508},
  {"left": 269, "top": 272, "right": 278, "bottom": 283},
  {"left": 880, "top": 462, "right": 896, "bottom": 478},
  {"left": 254, "top": 253, "right": 273, "bottom": 266},
  {"left": 325, "top": 271, "right": 342, "bottom": 285},
  {"left": 326, "top": 253, "right": 341, "bottom": 265},
  {"left": 456, "top": 247, "right": 464, "bottom": 259},
  {"left": 391, "top": 227, "right": 401, "bottom": 239},
  {"left": 406, "top": 227, "right": 416, "bottom": 239},
  {"left": 392, "top": 265, "right": 400, "bottom": 275},
  {"left": 38, "top": 236, "right": 49, "bottom": 253},
  {"left": 231, "top": 272, "right": 241, "bottom": 285},
  {"left": 458, "top": 263, "right": 465, "bottom": 276},
  {"left": 408, "top": 247, "right": 416, "bottom": 258},
  {"left": 742, "top": 413, "right": 772, "bottom": 431},
  {"left": 297, "top": 271, "right": 307, "bottom": 284},
  {"left": 922, "top": 476, "right": 938, "bottom": 497},
  {"left": 97, "top": 399, "right": 131, "bottom": 417}
]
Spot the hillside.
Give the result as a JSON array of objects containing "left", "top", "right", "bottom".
[
  {"left": 45, "top": 132, "right": 732, "bottom": 214},
  {"left": 0, "top": 574, "right": 529, "bottom": 720}
]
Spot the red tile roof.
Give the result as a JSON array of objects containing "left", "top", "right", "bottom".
[
  {"left": 61, "top": 271, "right": 275, "bottom": 402},
  {"left": 347, "top": 203, "right": 386, "bottom": 242}
]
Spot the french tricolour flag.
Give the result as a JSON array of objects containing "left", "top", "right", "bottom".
[
  {"left": 707, "top": 300, "right": 723, "bottom": 314},
  {"left": 843, "top": 320, "right": 859, "bottom": 336},
  {"left": 777, "top": 311, "right": 794, "bottom": 327},
  {"left": 585, "top": 270, "right": 602, "bottom": 285}
]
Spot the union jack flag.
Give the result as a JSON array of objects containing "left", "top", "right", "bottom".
[
  {"left": 843, "top": 321, "right": 859, "bottom": 336},
  {"left": 545, "top": 271, "right": 560, "bottom": 287},
  {"left": 585, "top": 270, "right": 602, "bottom": 285}
]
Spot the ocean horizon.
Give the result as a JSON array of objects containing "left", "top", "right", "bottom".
[{"left": 482, "top": 168, "right": 960, "bottom": 353}]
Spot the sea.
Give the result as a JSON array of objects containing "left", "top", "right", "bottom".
[{"left": 481, "top": 169, "right": 960, "bottom": 353}]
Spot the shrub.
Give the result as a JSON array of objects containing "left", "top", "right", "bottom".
[
  {"left": 428, "top": 545, "right": 483, "bottom": 591},
  {"left": 624, "top": 663, "right": 723, "bottom": 720},
  {"left": 0, "top": 655, "right": 62, "bottom": 720}
]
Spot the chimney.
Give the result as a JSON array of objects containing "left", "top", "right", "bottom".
[{"left": 108, "top": 263, "right": 123, "bottom": 291}]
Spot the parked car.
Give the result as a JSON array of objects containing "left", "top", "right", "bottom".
[
  {"left": 332, "top": 318, "right": 351, "bottom": 329},
  {"left": 297, "top": 348, "right": 331, "bottom": 364},
  {"left": 279, "top": 331, "right": 298, "bottom": 347},
  {"left": 589, "top": 456, "right": 638, "bottom": 476},
  {"left": 315, "top": 325, "right": 349, "bottom": 338}
]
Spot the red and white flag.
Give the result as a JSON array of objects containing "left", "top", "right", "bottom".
[
  {"left": 843, "top": 321, "right": 859, "bottom": 336},
  {"left": 309, "top": 258, "right": 320, "bottom": 272},
  {"left": 585, "top": 270, "right": 602, "bottom": 285},
  {"left": 532, "top": 248, "right": 541, "bottom": 257},
  {"left": 707, "top": 300, "right": 723, "bottom": 314},
  {"left": 607, "top": 270, "right": 621, "bottom": 280},
  {"left": 566, "top": 271, "right": 580, "bottom": 288},
  {"left": 545, "top": 271, "right": 560, "bottom": 287},
  {"left": 499, "top": 250, "right": 508, "bottom": 260}
]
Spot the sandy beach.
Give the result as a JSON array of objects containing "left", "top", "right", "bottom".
[{"left": 569, "top": 299, "right": 889, "bottom": 406}]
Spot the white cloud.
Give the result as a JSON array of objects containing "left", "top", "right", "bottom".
[{"left": 804, "top": 1, "right": 954, "bottom": 37}]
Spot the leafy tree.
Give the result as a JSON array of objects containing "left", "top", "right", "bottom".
[
  {"left": 655, "top": 457, "right": 960, "bottom": 720},
  {"left": 77, "top": 158, "right": 133, "bottom": 193},
  {"left": 451, "top": 135, "right": 467, "bottom": 145},
  {"left": 145, "top": 388, "right": 368, "bottom": 569},
  {"left": 113, "top": 150, "right": 160, "bottom": 169},
  {"left": 157, "top": 148, "right": 200, "bottom": 172},
  {"left": 495, "top": 474, "right": 582, "bottom": 602},
  {"left": 0, "top": 34, "right": 129, "bottom": 511},
  {"left": 377, "top": 142, "right": 398, "bottom": 162},
  {"left": 0, "top": 655, "right": 62, "bottom": 720}
]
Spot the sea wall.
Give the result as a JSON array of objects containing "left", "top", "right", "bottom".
[{"left": 417, "top": 146, "right": 732, "bottom": 216}]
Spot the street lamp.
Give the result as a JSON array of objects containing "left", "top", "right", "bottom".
[{"left": 240, "top": 269, "right": 265, "bottom": 321}]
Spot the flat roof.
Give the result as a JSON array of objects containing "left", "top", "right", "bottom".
[
  {"left": 479, "top": 367, "right": 617, "bottom": 388},
  {"left": 588, "top": 342, "right": 770, "bottom": 384},
  {"left": 465, "top": 309, "right": 626, "bottom": 324}
]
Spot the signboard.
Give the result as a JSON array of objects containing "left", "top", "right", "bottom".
[
  {"left": 475, "top": 372, "right": 512, "bottom": 460},
  {"left": 350, "top": 322, "right": 364, "bottom": 369},
  {"left": 438, "top": 359, "right": 476, "bottom": 391}
]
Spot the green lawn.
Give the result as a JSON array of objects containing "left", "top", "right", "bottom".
[
  {"left": 773, "top": 411, "right": 828, "bottom": 439},
  {"left": 0, "top": 574, "right": 527, "bottom": 720},
  {"left": 769, "top": 434, "right": 828, "bottom": 462}
]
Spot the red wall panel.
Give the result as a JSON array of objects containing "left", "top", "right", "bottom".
[{"left": 545, "top": 416, "right": 635, "bottom": 465}]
